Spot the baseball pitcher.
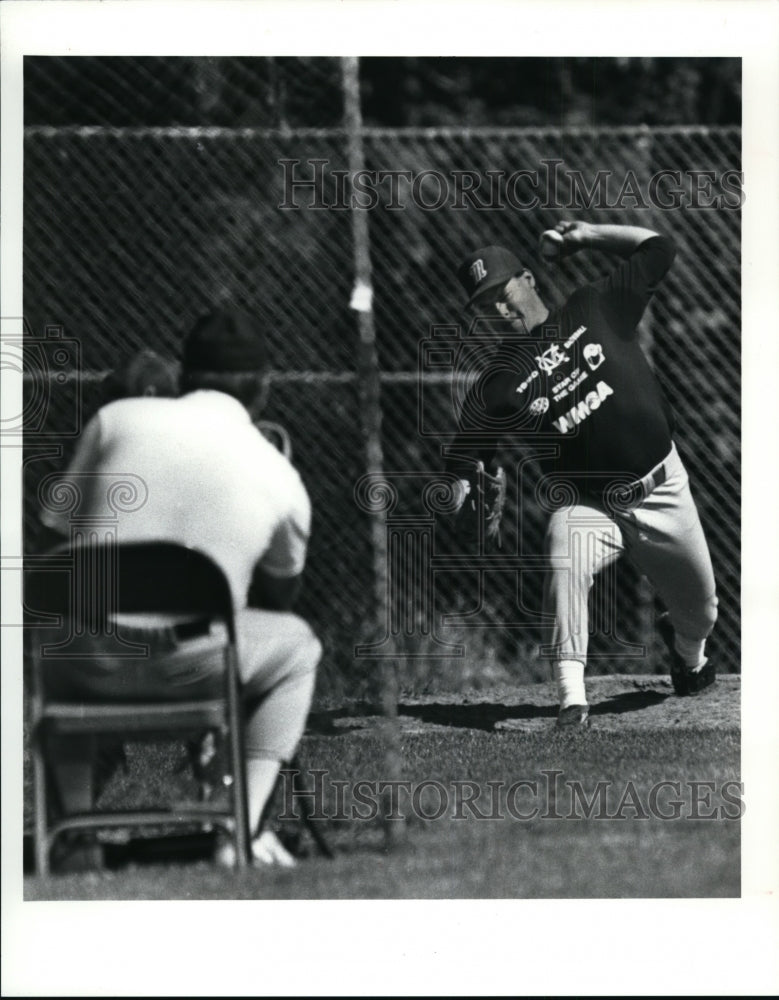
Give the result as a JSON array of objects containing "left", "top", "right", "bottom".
[{"left": 447, "top": 221, "right": 718, "bottom": 726}]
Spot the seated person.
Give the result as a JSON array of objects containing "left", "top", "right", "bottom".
[{"left": 37, "top": 309, "right": 322, "bottom": 868}]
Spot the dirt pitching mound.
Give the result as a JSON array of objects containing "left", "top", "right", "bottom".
[{"left": 309, "top": 675, "right": 740, "bottom": 736}]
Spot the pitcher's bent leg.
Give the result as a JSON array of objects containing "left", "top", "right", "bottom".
[{"left": 627, "top": 461, "right": 718, "bottom": 666}]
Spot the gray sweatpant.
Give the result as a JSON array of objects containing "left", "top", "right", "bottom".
[{"left": 38, "top": 609, "right": 321, "bottom": 813}]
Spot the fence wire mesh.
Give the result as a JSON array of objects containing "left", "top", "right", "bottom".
[{"left": 21, "top": 58, "right": 741, "bottom": 697}]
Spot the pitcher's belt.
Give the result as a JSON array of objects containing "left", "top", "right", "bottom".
[
  {"left": 630, "top": 451, "right": 670, "bottom": 495},
  {"left": 576, "top": 444, "right": 676, "bottom": 509}
]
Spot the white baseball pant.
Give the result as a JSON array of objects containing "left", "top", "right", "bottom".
[{"left": 541, "top": 442, "right": 718, "bottom": 668}]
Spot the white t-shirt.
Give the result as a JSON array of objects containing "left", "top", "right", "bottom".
[{"left": 41, "top": 390, "right": 311, "bottom": 610}]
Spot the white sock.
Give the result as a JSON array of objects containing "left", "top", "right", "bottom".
[
  {"left": 247, "top": 758, "right": 283, "bottom": 835},
  {"left": 673, "top": 634, "right": 707, "bottom": 672},
  {"left": 554, "top": 659, "right": 587, "bottom": 708}
]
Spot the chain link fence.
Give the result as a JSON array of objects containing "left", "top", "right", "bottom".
[{"left": 21, "top": 58, "right": 740, "bottom": 700}]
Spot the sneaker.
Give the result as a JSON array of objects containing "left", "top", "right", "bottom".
[
  {"left": 557, "top": 704, "right": 590, "bottom": 728},
  {"left": 215, "top": 829, "right": 297, "bottom": 869},
  {"left": 252, "top": 829, "right": 297, "bottom": 868},
  {"left": 657, "top": 613, "right": 716, "bottom": 696}
]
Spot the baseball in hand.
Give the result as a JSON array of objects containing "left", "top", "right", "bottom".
[{"left": 539, "top": 229, "right": 565, "bottom": 260}]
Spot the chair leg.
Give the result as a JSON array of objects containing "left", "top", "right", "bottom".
[
  {"left": 32, "top": 732, "right": 50, "bottom": 877},
  {"left": 226, "top": 655, "right": 251, "bottom": 868}
]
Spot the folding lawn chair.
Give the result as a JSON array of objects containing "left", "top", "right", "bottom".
[{"left": 25, "top": 540, "right": 252, "bottom": 875}]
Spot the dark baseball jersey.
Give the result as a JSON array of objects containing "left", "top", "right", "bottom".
[{"left": 445, "top": 236, "right": 677, "bottom": 499}]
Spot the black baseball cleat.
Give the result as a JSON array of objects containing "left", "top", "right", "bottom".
[
  {"left": 678, "top": 657, "right": 716, "bottom": 695},
  {"left": 557, "top": 704, "right": 590, "bottom": 728},
  {"left": 657, "top": 613, "right": 716, "bottom": 696}
]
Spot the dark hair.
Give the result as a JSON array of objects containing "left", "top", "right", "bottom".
[
  {"left": 180, "top": 369, "right": 269, "bottom": 413},
  {"left": 181, "top": 309, "right": 268, "bottom": 377},
  {"left": 125, "top": 350, "right": 179, "bottom": 397},
  {"left": 102, "top": 349, "right": 179, "bottom": 403}
]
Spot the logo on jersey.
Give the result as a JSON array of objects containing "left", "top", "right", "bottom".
[
  {"left": 516, "top": 370, "right": 539, "bottom": 395},
  {"left": 552, "top": 380, "right": 614, "bottom": 433},
  {"left": 535, "top": 343, "right": 569, "bottom": 374},
  {"left": 469, "top": 259, "right": 488, "bottom": 284},
  {"left": 529, "top": 397, "right": 549, "bottom": 416},
  {"left": 563, "top": 324, "right": 588, "bottom": 350},
  {"left": 584, "top": 343, "right": 605, "bottom": 370}
]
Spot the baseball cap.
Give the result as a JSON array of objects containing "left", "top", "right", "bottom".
[
  {"left": 182, "top": 308, "right": 268, "bottom": 374},
  {"left": 457, "top": 246, "right": 524, "bottom": 307}
]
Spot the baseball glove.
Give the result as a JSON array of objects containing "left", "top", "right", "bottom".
[
  {"left": 480, "top": 462, "right": 507, "bottom": 547},
  {"left": 450, "top": 461, "right": 507, "bottom": 549}
]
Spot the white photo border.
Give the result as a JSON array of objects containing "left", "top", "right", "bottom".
[{"left": 2, "top": 2, "right": 777, "bottom": 996}]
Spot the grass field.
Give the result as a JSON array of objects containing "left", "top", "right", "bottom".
[{"left": 23, "top": 674, "right": 740, "bottom": 900}]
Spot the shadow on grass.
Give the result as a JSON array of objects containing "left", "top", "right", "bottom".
[
  {"left": 589, "top": 690, "right": 669, "bottom": 716},
  {"left": 23, "top": 830, "right": 218, "bottom": 875},
  {"left": 307, "top": 701, "right": 558, "bottom": 733},
  {"left": 307, "top": 689, "right": 670, "bottom": 734},
  {"left": 397, "top": 701, "right": 557, "bottom": 730}
]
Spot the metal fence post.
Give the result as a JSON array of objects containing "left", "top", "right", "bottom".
[{"left": 342, "top": 57, "right": 406, "bottom": 846}]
